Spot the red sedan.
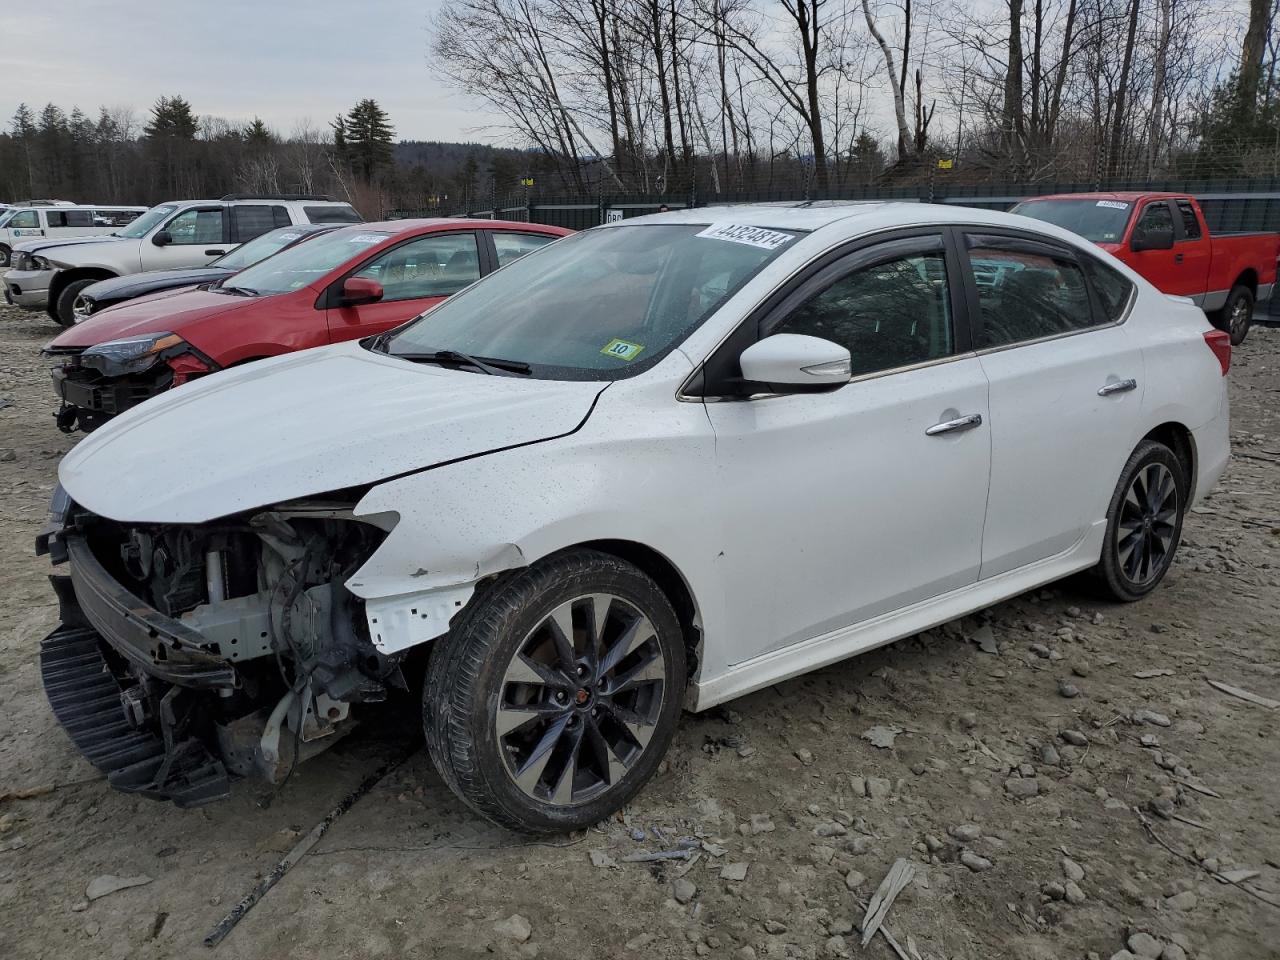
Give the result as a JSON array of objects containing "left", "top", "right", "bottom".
[{"left": 44, "top": 219, "right": 572, "bottom": 431}]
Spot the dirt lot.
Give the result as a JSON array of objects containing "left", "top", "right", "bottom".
[{"left": 1, "top": 303, "right": 1278, "bottom": 960}]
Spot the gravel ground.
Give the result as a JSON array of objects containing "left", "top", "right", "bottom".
[{"left": 1, "top": 304, "right": 1278, "bottom": 960}]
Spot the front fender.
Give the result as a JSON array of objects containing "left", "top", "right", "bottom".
[{"left": 346, "top": 382, "right": 723, "bottom": 659}]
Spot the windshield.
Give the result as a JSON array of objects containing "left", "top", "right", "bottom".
[
  {"left": 221, "top": 227, "right": 389, "bottom": 295},
  {"left": 214, "top": 226, "right": 318, "bottom": 272},
  {"left": 117, "top": 204, "right": 179, "bottom": 239},
  {"left": 380, "top": 223, "right": 799, "bottom": 380},
  {"left": 1012, "top": 199, "right": 1132, "bottom": 243}
]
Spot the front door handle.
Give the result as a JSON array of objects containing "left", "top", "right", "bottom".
[
  {"left": 1174, "top": 253, "right": 1184, "bottom": 263},
  {"left": 205, "top": 248, "right": 226, "bottom": 256},
  {"left": 926, "top": 413, "right": 983, "bottom": 436},
  {"left": 1098, "top": 378, "right": 1138, "bottom": 397}
]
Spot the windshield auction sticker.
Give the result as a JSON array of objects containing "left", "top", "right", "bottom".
[
  {"left": 347, "top": 233, "right": 388, "bottom": 244},
  {"left": 601, "top": 338, "right": 645, "bottom": 361},
  {"left": 696, "top": 223, "right": 795, "bottom": 250},
  {"left": 1095, "top": 200, "right": 1130, "bottom": 210}
]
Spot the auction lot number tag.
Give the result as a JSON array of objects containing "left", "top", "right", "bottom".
[
  {"left": 696, "top": 223, "right": 795, "bottom": 250},
  {"left": 1095, "top": 200, "right": 1130, "bottom": 210}
]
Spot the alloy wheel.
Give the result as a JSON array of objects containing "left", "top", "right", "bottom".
[
  {"left": 1116, "top": 462, "right": 1179, "bottom": 586},
  {"left": 71, "top": 295, "right": 93, "bottom": 323},
  {"left": 495, "top": 593, "right": 666, "bottom": 807}
]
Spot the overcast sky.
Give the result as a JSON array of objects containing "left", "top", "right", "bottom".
[{"left": 0, "top": 0, "right": 508, "bottom": 143}]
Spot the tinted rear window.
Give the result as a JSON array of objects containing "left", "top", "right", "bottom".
[{"left": 304, "top": 205, "right": 362, "bottom": 224}]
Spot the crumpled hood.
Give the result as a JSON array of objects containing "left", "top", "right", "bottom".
[
  {"left": 59, "top": 340, "right": 606, "bottom": 524},
  {"left": 47, "top": 289, "right": 257, "bottom": 348},
  {"left": 83, "top": 267, "right": 229, "bottom": 303}
]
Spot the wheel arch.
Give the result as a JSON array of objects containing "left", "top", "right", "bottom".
[
  {"left": 1232, "top": 269, "right": 1258, "bottom": 297},
  {"left": 1142, "top": 421, "right": 1197, "bottom": 500},
  {"left": 49, "top": 266, "right": 117, "bottom": 305},
  {"left": 562, "top": 539, "right": 703, "bottom": 680}
]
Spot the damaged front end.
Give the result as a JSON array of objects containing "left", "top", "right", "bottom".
[
  {"left": 37, "top": 490, "right": 403, "bottom": 807},
  {"left": 46, "top": 334, "right": 217, "bottom": 434}
]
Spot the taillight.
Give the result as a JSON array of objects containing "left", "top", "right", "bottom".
[{"left": 1203, "top": 329, "right": 1230, "bottom": 375}]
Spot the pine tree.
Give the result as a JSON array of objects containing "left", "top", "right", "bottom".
[
  {"left": 9, "top": 104, "right": 37, "bottom": 198},
  {"left": 145, "top": 96, "right": 199, "bottom": 197},
  {"left": 145, "top": 95, "right": 198, "bottom": 140},
  {"left": 245, "top": 117, "right": 274, "bottom": 147},
  {"left": 342, "top": 99, "right": 395, "bottom": 181},
  {"left": 458, "top": 151, "right": 480, "bottom": 204}
]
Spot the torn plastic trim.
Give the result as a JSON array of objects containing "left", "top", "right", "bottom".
[{"left": 354, "top": 542, "right": 528, "bottom": 655}]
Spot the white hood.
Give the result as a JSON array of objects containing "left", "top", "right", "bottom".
[{"left": 59, "top": 341, "right": 606, "bottom": 523}]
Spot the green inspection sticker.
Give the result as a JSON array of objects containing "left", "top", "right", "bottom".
[{"left": 600, "top": 338, "right": 645, "bottom": 361}]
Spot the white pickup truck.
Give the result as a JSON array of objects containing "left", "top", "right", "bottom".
[
  {"left": 3, "top": 195, "right": 361, "bottom": 325},
  {"left": 0, "top": 203, "right": 147, "bottom": 268}
]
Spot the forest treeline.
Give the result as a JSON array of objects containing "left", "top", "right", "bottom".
[{"left": 1, "top": 0, "right": 1277, "bottom": 214}]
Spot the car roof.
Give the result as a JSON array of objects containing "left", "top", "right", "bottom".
[
  {"left": 1019, "top": 192, "right": 1186, "bottom": 203},
  {"left": 612, "top": 200, "right": 1122, "bottom": 252},
  {"left": 355, "top": 218, "right": 571, "bottom": 235},
  {"left": 626, "top": 201, "right": 896, "bottom": 232},
  {"left": 154, "top": 198, "right": 356, "bottom": 207}
]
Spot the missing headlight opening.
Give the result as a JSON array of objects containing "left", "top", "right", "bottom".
[{"left": 40, "top": 498, "right": 399, "bottom": 807}]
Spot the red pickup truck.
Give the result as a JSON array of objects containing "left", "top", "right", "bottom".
[{"left": 1012, "top": 192, "right": 1280, "bottom": 344}]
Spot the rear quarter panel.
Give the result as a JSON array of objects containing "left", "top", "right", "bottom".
[
  {"left": 1205, "top": 232, "right": 1280, "bottom": 294},
  {"left": 1125, "top": 283, "right": 1229, "bottom": 501}
]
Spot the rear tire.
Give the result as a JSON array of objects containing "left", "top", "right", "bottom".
[
  {"left": 55, "top": 279, "right": 99, "bottom": 327},
  {"left": 0, "top": 245, "right": 10, "bottom": 269},
  {"left": 1090, "top": 440, "right": 1188, "bottom": 602},
  {"left": 1212, "top": 285, "right": 1253, "bottom": 346},
  {"left": 423, "top": 549, "right": 685, "bottom": 834}
]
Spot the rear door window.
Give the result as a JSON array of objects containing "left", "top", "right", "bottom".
[
  {"left": 965, "top": 234, "right": 1096, "bottom": 347},
  {"left": 1081, "top": 257, "right": 1135, "bottom": 323},
  {"left": 493, "top": 232, "right": 557, "bottom": 267},
  {"left": 231, "top": 205, "right": 279, "bottom": 243}
]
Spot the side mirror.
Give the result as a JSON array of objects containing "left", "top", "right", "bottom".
[
  {"left": 152, "top": 230, "right": 172, "bottom": 247},
  {"left": 340, "top": 276, "right": 384, "bottom": 306},
  {"left": 738, "top": 333, "right": 851, "bottom": 393},
  {"left": 1131, "top": 225, "right": 1174, "bottom": 252}
]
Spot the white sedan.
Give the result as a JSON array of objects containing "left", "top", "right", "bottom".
[{"left": 40, "top": 202, "right": 1230, "bottom": 830}]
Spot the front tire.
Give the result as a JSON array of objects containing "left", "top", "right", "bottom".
[
  {"left": 0, "top": 245, "right": 10, "bottom": 269},
  {"left": 1212, "top": 285, "right": 1254, "bottom": 346},
  {"left": 1091, "top": 440, "right": 1188, "bottom": 602},
  {"left": 423, "top": 549, "right": 685, "bottom": 834},
  {"left": 54, "top": 279, "right": 99, "bottom": 327}
]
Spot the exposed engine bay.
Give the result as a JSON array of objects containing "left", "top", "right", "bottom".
[{"left": 39, "top": 496, "right": 405, "bottom": 807}]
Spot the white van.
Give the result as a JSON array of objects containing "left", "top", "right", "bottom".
[{"left": 0, "top": 205, "right": 147, "bottom": 268}]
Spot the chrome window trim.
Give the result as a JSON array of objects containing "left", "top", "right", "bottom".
[{"left": 970, "top": 280, "right": 1136, "bottom": 358}]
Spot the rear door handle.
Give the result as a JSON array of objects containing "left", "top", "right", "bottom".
[
  {"left": 926, "top": 413, "right": 983, "bottom": 436},
  {"left": 1174, "top": 253, "right": 1184, "bottom": 263},
  {"left": 1098, "top": 378, "right": 1138, "bottom": 397}
]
